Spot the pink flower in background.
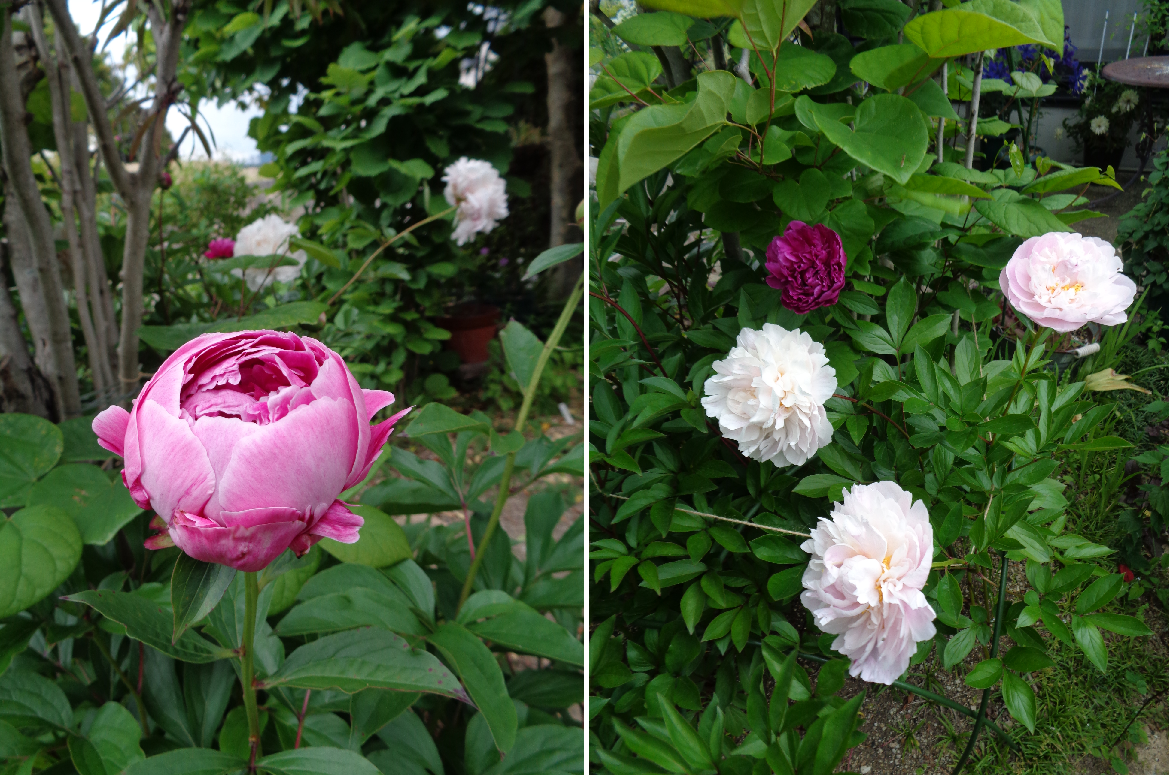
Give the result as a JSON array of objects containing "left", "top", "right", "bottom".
[
  {"left": 159, "top": 171, "right": 173, "bottom": 190},
  {"left": 1000, "top": 232, "right": 1136, "bottom": 332},
  {"left": 443, "top": 157, "right": 508, "bottom": 245},
  {"left": 92, "top": 331, "right": 410, "bottom": 572},
  {"left": 800, "top": 481, "right": 936, "bottom": 685},
  {"left": 765, "top": 221, "right": 847, "bottom": 314},
  {"left": 204, "top": 238, "right": 235, "bottom": 259}
]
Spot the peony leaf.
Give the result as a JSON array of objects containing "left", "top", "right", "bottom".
[
  {"left": 171, "top": 554, "right": 236, "bottom": 643},
  {"left": 427, "top": 622, "right": 516, "bottom": 753},
  {"left": 1071, "top": 616, "right": 1108, "bottom": 673},
  {"left": 964, "top": 658, "right": 1002, "bottom": 688},
  {"left": 65, "top": 590, "right": 232, "bottom": 663},
  {"left": 943, "top": 627, "right": 978, "bottom": 668},
  {"left": 256, "top": 747, "right": 381, "bottom": 775},
  {"left": 1083, "top": 368, "right": 1151, "bottom": 394},
  {"left": 123, "top": 749, "right": 246, "bottom": 775},
  {"left": 0, "top": 669, "right": 73, "bottom": 729},
  {"left": 1001, "top": 671, "right": 1037, "bottom": 732},
  {"left": 319, "top": 505, "right": 412, "bottom": 569}
]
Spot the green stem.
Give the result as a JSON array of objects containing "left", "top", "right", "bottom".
[
  {"left": 91, "top": 634, "right": 150, "bottom": 737},
  {"left": 952, "top": 550, "right": 1011, "bottom": 774},
  {"left": 456, "top": 274, "right": 583, "bottom": 612},
  {"left": 242, "top": 571, "right": 262, "bottom": 769}
]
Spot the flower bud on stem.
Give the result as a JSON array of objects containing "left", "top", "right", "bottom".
[{"left": 242, "top": 570, "right": 262, "bottom": 770}]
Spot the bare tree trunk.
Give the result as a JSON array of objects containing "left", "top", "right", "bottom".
[
  {"left": 543, "top": 7, "right": 582, "bottom": 298},
  {"left": 29, "top": 6, "right": 114, "bottom": 403},
  {"left": 47, "top": 0, "right": 189, "bottom": 401},
  {"left": 73, "top": 119, "right": 118, "bottom": 369},
  {"left": 5, "top": 183, "right": 53, "bottom": 374},
  {"left": 0, "top": 9, "right": 81, "bottom": 417},
  {"left": 0, "top": 241, "right": 56, "bottom": 419}
]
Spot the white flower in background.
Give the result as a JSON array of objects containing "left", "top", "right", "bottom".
[
  {"left": 1114, "top": 89, "right": 1139, "bottom": 114},
  {"left": 1054, "top": 127, "right": 1065, "bottom": 140},
  {"left": 800, "top": 482, "right": 936, "bottom": 686},
  {"left": 1090, "top": 116, "right": 1110, "bottom": 135},
  {"left": 442, "top": 158, "right": 508, "bottom": 246},
  {"left": 701, "top": 324, "right": 836, "bottom": 466},
  {"left": 232, "top": 214, "right": 307, "bottom": 292}
]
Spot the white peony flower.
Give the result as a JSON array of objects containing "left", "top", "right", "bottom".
[
  {"left": 442, "top": 157, "right": 508, "bottom": 246},
  {"left": 800, "top": 481, "right": 937, "bottom": 686},
  {"left": 232, "top": 214, "right": 307, "bottom": 292},
  {"left": 1090, "top": 116, "right": 1110, "bottom": 135},
  {"left": 701, "top": 324, "right": 836, "bottom": 467}
]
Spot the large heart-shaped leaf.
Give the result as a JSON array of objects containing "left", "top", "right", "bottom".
[
  {"left": 803, "top": 94, "right": 928, "bottom": 184},
  {"left": 27, "top": 464, "right": 142, "bottom": 545},
  {"left": 0, "top": 505, "right": 81, "bottom": 618},
  {"left": 0, "top": 414, "right": 63, "bottom": 507}
]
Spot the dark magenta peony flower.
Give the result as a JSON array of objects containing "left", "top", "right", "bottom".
[
  {"left": 765, "top": 221, "right": 846, "bottom": 314},
  {"left": 204, "top": 238, "right": 236, "bottom": 259}
]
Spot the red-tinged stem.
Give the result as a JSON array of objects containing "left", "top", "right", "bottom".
[{"left": 294, "top": 690, "right": 311, "bottom": 749}]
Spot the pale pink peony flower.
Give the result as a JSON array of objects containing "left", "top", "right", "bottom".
[
  {"left": 999, "top": 232, "right": 1136, "bottom": 333},
  {"left": 800, "top": 481, "right": 937, "bottom": 685},
  {"left": 701, "top": 324, "right": 836, "bottom": 466},
  {"left": 233, "top": 214, "right": 307, "bottom": 291},
  {"left": 443, "top": 157, "right": 508, "bottom": 245},
  {"left": 92, "top": 331, "right": 410, "bottom": 572}
]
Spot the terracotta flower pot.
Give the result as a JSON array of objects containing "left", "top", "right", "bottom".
[{"left": 434, "top": 303, "right": 500, "bottom": 365}]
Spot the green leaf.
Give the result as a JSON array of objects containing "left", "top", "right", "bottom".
[
  {"left": 903, "top": 173, "right": 989, "bottom": 198},
  {"left": 500, "top": 321, "right": 543, "bottom": 392},
  {"left": 459, "top": 591, "right": 584, "bottom": 666},
  {"left": 64, "top": 590, "right": 231, "bottom": 663},
  {"left": 1060, "top": 436, "right": 1133, "bottom": 452},
  {"left": 773, "top": 167, "right": 831, "bottom": 222},
  {"left": 738, "top": 0, "right": 819, "bottom": 52},
  {"left": 1003, "top": 646, "right": 1055, "bottom": 672},
  {"left": 1001, "top": 671, "right": 1037, "bottom": 732},
  {"left": 935, "top": 574, "right": 962, "bottom": 617},
  {"left": 0, "top": 413, "right": 63, "bottom": 507},
  {"left": 257, "top": 748, "right": 380, "bottom": 775},
  {"left": 277, "top": 585, "right": 424, "bottom": 638},
  {"left": 0, "top": 669, "right": 73, "bottom": 729},
  {"left": 1084, "top": 613, "right": 1153, "bottom": 637},
  {"left": 904, "top": 0, "right": 1056, "bottom": 58},
  {"left": 886, "top": 278, "right": 916, "bottom": 347},
  {"left": 660, "top": 702, "right": 714, "bottom": 772},
  {"left": 610, "top": 71, "right": 736, "bottom": 205},
  {"left": 206, "top": 254, "right": 299, "bottom": 275},
  {"left": 0, "top": 505, "right": 82, "bottom": 618},
  {"left": 773, "top": 43, "right": 837, "bottom": 92},
  {"left": 840, "top": 0, "right": 912, "bottom": 39},
  {"left": 815, "top": 692, "right": 863, "bottom": 775},
  {"left": 906, "top": 78, "right": 961, "bottom": 120},
  {"left": 590, "top": 52, "right": 663, "bottom": 109},
  {"left": 901, "top": 314, "right": 953, "bottom": 352},
  {"left": 404, "top": 403, "right": 489, "bottom": 438},
  {"left": 767, "top": 566, "right": 805, "bottom": 600},
  {"left": 171, "top": 554, "right": 236, "bottom": 643},
  {"left": 523, "top": 243, "right": 582, "bottom": 280},
  {"left": 964, "top": 658, "right": 1002, "bottom": 688},
  {"left": 428, "top": 622, "right": 516, "bottom": 753},
  {"left": 288, "top": 237, "right": 343, "bottom": 268},
  {"left": 76, "top": 702, "right": 145, "bottom": 774},
  {"left": 801, "top": 93, "right": 928, "bottom": 185},
  {"left": 944, "top": 628, "right": 977, "bottom": 668},
  {"left": 263, "top": 627, "right": 469, "bottom": 701},
  {"left": 612, "top": 11, "right": 694, "bottom": 46},
  {"left": 974, "top": 190, "right": 1073, "bottom": 238},
  {"left": 1075, "top": 574, "right": 1124, "bottom": 615},
  {"left": 750, "top": 535, "right": 807, "bottom": 565},
  {"left": 59, "top": 416, "right": 108, "bottom": 462},
  {"left": 792, "top": 474, "right": 852, "bottom": 499},
  {"left": 265, "top": 547, "right": 322, "bottom": 615},
  {"left": 1072, "top": 616, "right": 1108, "bottom": 673},
  {"left": 138, "top": 302, "right": 328, "bottom": 353},
  {"left": 849, "top": 43, "right": 937, "bottom": 91},
  {"left": 123, "top": 749, "right": 246, "bottom": 775},
  {"left": 26, "top": 464, "right": 142, "bottom": 545},
  {"left": 319, "top": 505, "right": 412, "bottom": 568}
]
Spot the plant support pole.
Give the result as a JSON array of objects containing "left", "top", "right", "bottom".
[
  {"left": 457, "top": 274, "right": 583, "bottom": 611},
  {"left": 241, "top": 571, "right": 262, "bottom": 769}
]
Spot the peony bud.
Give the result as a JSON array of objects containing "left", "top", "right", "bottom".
[
  {"left": 203, "top": 238, "right": 236, "bottom": 260},
  {"left": 92, "top": 331, "right": 410, "bottom": 571}
]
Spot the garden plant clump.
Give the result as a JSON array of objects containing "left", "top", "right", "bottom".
[{"left": 589, "top": 0, "right": 1169, "bottom": 772}]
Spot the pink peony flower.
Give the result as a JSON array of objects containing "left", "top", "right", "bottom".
[
  {"left": 92, "top": 331, "right": 410, "bottom": 572},
  {"left": 204, "top": 238, "right": 235, "bottom": 259},
  {"left": 800, "top": 481, "right": 937, "bottom": 685},
  {"left": 765, "top": 221, "right": 847, "bottom": 314},
  {"left": 999, "top": 232, "right": 1137, "bottom": 333}
]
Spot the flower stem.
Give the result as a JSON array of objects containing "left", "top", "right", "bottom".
[
  {"left": 456, "top": 274, "right": 583, "bottom": 612},
  {"left": 325, "top": 205, "right": 458, "bottom": 308},
  {"left": 951, "top": 550, "right": 1011, "bottom": 774},
  {"left": 241, "top": 570, "right": 262, "bottom": 769}
]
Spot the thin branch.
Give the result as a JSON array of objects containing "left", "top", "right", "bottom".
[
  {"left": 589, "top": 291, "right": 667, "bottom": 377},
  {"left": 605, "top": 493, "right": 810, "bottom": 538}
]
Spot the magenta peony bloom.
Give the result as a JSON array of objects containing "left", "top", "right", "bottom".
[
  {"left": 92, "top": 331, "right": 410, "bottom": 572},
  {"left": 765, "top": 221, "right": 847, "bottom": 314},
  {"left": 204, "top": 238, "right": 235, "bottom": 259},
  {"left": 999, "top": 232, "right": 1137, "bottom": 333}
]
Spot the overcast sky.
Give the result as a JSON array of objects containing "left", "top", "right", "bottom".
[{"left": 67, "top": 0, "right": 263, "bottom": 162}]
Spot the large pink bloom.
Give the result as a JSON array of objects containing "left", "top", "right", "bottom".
[
  {"left": 999, "top": 232, "right": 1136, "bottom": 333},
  {"left": 92, "top": 331, "right": 409, "bottom": 572},
  {"left": 800, "top": 482, "right": 936, "bottom": 685}
]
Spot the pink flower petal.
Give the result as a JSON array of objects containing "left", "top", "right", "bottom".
[
  {"left": 362, "top": 389, "right": 396, "bottom": 421},
  {"left": 170, "top": 511, "right": 305, "bottom": 572},
  {"left": 92, "top": 405, "right": 130, "bottom": 457},
  {"left": 308, "top": 500, "right": 364, "bottom": 544},
  {"left": 346, "top": 406, "right": 411, "bottom": 488},
  {"left": 135, "top": 400, "right": 216, "bottom": 525}
]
